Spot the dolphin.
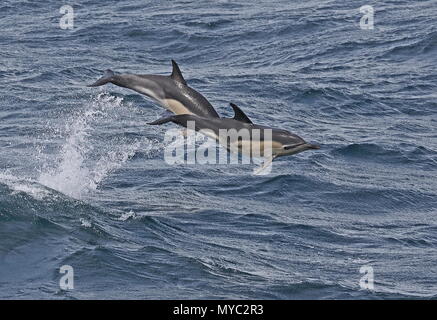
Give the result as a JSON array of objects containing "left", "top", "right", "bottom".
[
  {"left": 148, "top": 103, "right": 320, "bottom": 174},
  {"left": 88, "top": 60, "right": 220, "bottom": 118}
]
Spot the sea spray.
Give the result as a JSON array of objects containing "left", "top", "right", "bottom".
[{"left": 38, "top": 93, "right": 145, "bottom": 199}]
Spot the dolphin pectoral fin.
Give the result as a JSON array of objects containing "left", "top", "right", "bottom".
[
  {"left": 170, "top": 60, "right": 187, "bottom": 86},
  {"left": 87, "top": 69, "right": 115, "bottom": 87},
  {"left": 229, "top": 103, "right": 253, "bottom": 124},
  {"left": 253, "top": 156, "right": 276, "bottom": 175}
]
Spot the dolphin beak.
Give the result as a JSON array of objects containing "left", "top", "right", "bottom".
[{"left": 306, "top": 144, "right": 320, "bottom": 149}]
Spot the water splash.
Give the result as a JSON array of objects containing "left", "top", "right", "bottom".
[
  {"left": 38, "top": 93, "right": 143, "bottom": 199},
  {"left": 0, "top": 171, "right": 51, "bottom": 201}
]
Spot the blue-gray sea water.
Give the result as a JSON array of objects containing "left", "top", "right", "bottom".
[{"left": 0, "top": 0, "right": 436, "bottom": 299}]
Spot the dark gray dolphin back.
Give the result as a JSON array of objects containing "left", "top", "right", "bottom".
[{"left": 164, "top": 60, "right": 219, "bottom": 118}]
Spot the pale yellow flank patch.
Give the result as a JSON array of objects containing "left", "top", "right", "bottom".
[{"left": 164, "top": 99, "right": 194, "bottom": 115}]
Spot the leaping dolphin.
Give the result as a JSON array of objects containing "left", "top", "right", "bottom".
[
  {"left": 88, "top": 60, "right": 220, "bottom": 118},
  {"left": 148, "top": 103, "right": 320, "bottom": 174}
]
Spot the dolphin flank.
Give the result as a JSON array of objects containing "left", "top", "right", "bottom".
[{"left": 88, "top": 60, "right": 220, "bottom": 118}]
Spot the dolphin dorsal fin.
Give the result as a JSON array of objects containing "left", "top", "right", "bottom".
[
  {"left": 229, "top": 103, "right": 253, "bottom": 124},
  {"left": 170, "top": 60, "right": 187, "bottom": 86}
]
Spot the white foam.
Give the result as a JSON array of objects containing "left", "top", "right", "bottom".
[
  {"left": 0, "top": 172, "right": 51, "bottom": 200},
  {"left": 79, "top": 218, "right": 92, "bottom": 227},
  {"left": 118, "top": 210, "right": 136, "bottom": 221}
]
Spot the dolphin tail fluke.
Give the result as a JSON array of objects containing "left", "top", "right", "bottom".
[
  {"left": 87, "top": 69, "right": 115, "bottom": 87},
  {"left": 147, "top": 115, "right": 177, "bottom": 125},
  {"left": 148, "top": 114, "right": 194, "bottom": 126}
]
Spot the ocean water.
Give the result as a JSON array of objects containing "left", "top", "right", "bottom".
[{"left": 0, "top": 0, "right": 436, "bottom": 299}]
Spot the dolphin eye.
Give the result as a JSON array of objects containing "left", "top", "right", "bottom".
[{"left": 283, "top": 142, "right": 305, "bottom": 150}]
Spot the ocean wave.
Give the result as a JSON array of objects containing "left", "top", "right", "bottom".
[
  {"left": 331, "top": 143, "right": 429, "bottom": 165},
  {"left": 378, "top": 30, "right": 437, "bottom": 61}
]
